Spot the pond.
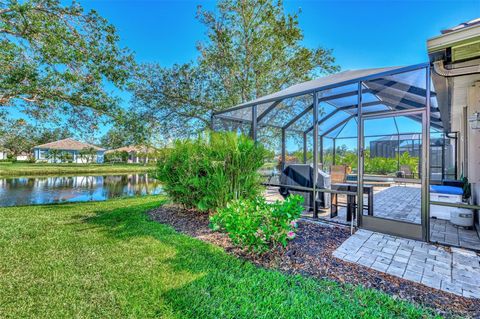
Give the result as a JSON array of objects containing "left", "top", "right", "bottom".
[{"left": 0, "top": 173, "right": 162, "bottom": 207}]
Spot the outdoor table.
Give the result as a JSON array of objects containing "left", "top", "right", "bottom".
[{"left": 330, "top": 183, "right": 374, "bottom": 221}]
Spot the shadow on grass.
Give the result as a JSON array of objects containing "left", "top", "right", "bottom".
[
  {"left": 81, "top": 200, "right": 435, "bottom": 319},
  {"left": 83, "top": 198, "right": 233, "bottom": 273}
]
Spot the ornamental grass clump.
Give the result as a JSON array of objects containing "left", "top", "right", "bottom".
[
  {"left": 209, "top": 195, "right": 304, "bottom": 253},
  {"left": 156, "top": 131, "right": 267, "bottom": 212}
]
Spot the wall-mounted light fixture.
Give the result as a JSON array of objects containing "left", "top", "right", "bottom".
[{"left": 468, "top": 112, "right": 480, "bottom": 130}]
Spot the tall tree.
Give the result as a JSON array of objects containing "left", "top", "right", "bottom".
[
  {"left": 0, "top": 119, "right": 33, "bottom": 156},
  {"left": 36, "top": 127, "right": 71, "bottom": 145},
  {"left": 133, "top": 0, "right": 338, "bottom": 137},
  {"left": 0, "top": 117, "right": 72, "bottom": 156},
  {"left": 0, "top": 0, "right": 135, "bottom": 127},
  {"left": 100, "top": 111, "right": 151, "bottom": 149}
]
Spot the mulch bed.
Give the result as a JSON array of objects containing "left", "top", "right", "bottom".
[{"left": 148, "top": 204, "right": 480, "bottom": 318}]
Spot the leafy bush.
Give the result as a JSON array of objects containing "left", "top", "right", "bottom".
[
  {"left": 59, "top": 151, "right": 73, "bottom": 163},
  {"left": 210, "top": 195, "right": 303, "bottom": 253},
  {"left": 156, "top": 131, "right": 267, "bottom": 212},
  {"left": 46, "top": 149, "right": 62, "bottom": 162},
  {"left": 79, "top": 147, "right": 97, "bottom": 163},
  {"left": 105, "top": 150, "right": 129, "bottom": 163},
  {"left": 290, "top": 150, "right": 313, "bottom": 163},
  {"left": 365, "top": 156, "right": 397, "bottom": 175},
  {"left": 338, "top": 152, "right": 357, "bottom": 169}
]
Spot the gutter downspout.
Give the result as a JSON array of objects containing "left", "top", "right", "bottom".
[
  {"left": 433, "top": 61, "right": 480, "bottom": 77},
  {"left": 433, "top": 60, "right": 480, "bottom": 179}
]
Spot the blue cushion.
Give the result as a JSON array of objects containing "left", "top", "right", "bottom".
[{"left": 430, "top": 185, "right": 463, "bottom": 195}]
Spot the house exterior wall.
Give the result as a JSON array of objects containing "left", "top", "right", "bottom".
[
  {"left": 466, "top": 81, "right": 480, "bottom": 227},
  {"left": 449, "top": 73, "right": 480, "bottom": 228},
  {"left": 127, "top": 152, "right": 148, "bottom": 164},
  {"left": 34, "top": 148, "right": 105, "bottom": 164},
  {"left": 0, "top": 152, "right": 6, "bottom": 160},
  {"left": 16, "top": 155, "right": 29, "bottom": 161},
  {"left": 96, "top": 151, "right": 104, "bottom": 164},
  {"left": 34, "top": 148, "right": 48, "bottom": 161}
]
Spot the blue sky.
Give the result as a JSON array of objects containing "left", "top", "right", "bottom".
[
  {"left": 80, "top": 0, "right": 479, "bottom": 145},
  {"left": 82, "top": 0, "right": 480, "bottom": 69},
  {"left": 9, "top": 0, "right": 480, "bottom": 142}
]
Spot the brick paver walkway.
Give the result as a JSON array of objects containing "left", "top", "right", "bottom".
[
  {"left": 333, "top": 229, "right": 480, "bottom": 298},
  {"left": 323, "top": 186, "right": 480, "bottom": 249}
]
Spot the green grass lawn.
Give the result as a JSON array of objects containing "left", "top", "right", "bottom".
[
  {"left": 0, "top": 162, "right": 154, "bottom": 177},
  {"left": 0, "top": 196, "right": 439, "bottom": 318}
]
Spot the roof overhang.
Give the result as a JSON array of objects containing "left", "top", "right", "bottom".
[{"left": 428, "top": 24, "right": 480, "bottom": 54}]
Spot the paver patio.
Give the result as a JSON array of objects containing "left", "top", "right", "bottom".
[
  {"left": 319, "top": 186, "right": 480, "bottom": 250},
  {"left": 333, "top": 229, "right": 480, "bottom": 298}
]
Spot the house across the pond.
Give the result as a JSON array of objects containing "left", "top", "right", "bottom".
[
  {"left": 0, "top": 149, "right": 31, "bottom": 161},
  {"left": 0, "top": 149, "right": 7, "bottom": 160},
  {"left": 16, "top": 152, "right": 30, "bottom": 161},
  {"left": 33, "top": 138, "right": 105, "bottom": 163},
  {"left": 105, "top": 145, "right": 157, "bottom": 164}
]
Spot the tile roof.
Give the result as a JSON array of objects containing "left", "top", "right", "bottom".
[
  {"left": 441, "top": 17, "right": 480, "bottom": 34},
  {"left": 34, "top": 138, "right": 105, "bottom": 151},
  {"left": 105, "top": 145, "right": 156, "bottom": 154}
]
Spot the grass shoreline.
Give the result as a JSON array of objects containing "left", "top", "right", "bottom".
[
  {"left": 0, "top": 196, "right": 439, "bottom": 318},
  {"left": 0, "top": 162, "right": 155, "bottom": 177}
]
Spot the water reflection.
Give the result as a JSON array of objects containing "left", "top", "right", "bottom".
[{"left": 0, "top": 174, "right": 162, "bottom": 207}]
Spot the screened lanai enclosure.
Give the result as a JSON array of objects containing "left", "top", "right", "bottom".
[{"left": 212, "top": 63, "right": 480, "bottom": 250}]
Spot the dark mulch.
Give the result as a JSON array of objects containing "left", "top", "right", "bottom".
[{"left": 148, "top": 204, "right": 480, "bottom": 318}]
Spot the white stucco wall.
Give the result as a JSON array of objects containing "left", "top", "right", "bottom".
[
  {"left": 447, "top": 71, "right": 480, "bottom": 228},
  {"left": 467, "top": 81, "right": 480, "bottom": 227},
  {"left": 34, "top": 149, "right": 104, "bottom": 164},
  {"left": 450, "top": 76, "right": 480, "bottom": 177}
]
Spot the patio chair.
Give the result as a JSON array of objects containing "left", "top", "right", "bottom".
[
  {"left": 330, "top": 165, "right": 349, "bottom": 184},
  {"left": 399, "top": 165, "right": 415, "bottom": 179}
]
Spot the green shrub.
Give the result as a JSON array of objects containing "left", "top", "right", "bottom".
[
  {"left": 105, "top": 150, "right": 129, "bottom": 163},
  {"left": 59, "top": 151, "right": 73, "bottom": 163},
  {"left": 209, "top": 195, "right": 303, "bottom": 253},
  {"left": 156, "top": 131, "right": 267, "bottom": 212},
  {"left": 365, "top": 156, "right": 397, "bottom": 175}
]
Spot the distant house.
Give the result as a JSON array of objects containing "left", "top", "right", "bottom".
[
  {"left": 0, "top": 150, "right": 7, "bottom": 160},
  {"left": 33, "top": 138, "right": 105, "bottom": 163},
  {"left": 105, "top": 145, "right": 157, "bottom": 164},
  {"left": 0, "top": 149, "right": 30, "bottom": 161},
  {"left": 16, "top": 152, "right": 30, "bottom": 161}
]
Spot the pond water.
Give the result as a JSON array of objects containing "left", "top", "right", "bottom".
[{"left": 0, "top": 174, "right": 162, "bottom": 207}]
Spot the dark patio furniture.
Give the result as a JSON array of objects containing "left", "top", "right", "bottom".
[
  {"left": 330, "top": 183, "right": 374, "bottom": 221},
  {"left": 279, "top": 164, "right": 331, "bottom": 211},
  {"left": 399, "top": 165, "right": 416, "bottom": 178}
]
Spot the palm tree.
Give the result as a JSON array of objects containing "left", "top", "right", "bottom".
[
  {"left": 46, "top": 149, "right": 62, "bottom": 163},
  {"left": 59, "top": 151, "right": 73, "bottom": 163},
  {"left": 79, "top": 147, "right": 96, "bottom": 163}
]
